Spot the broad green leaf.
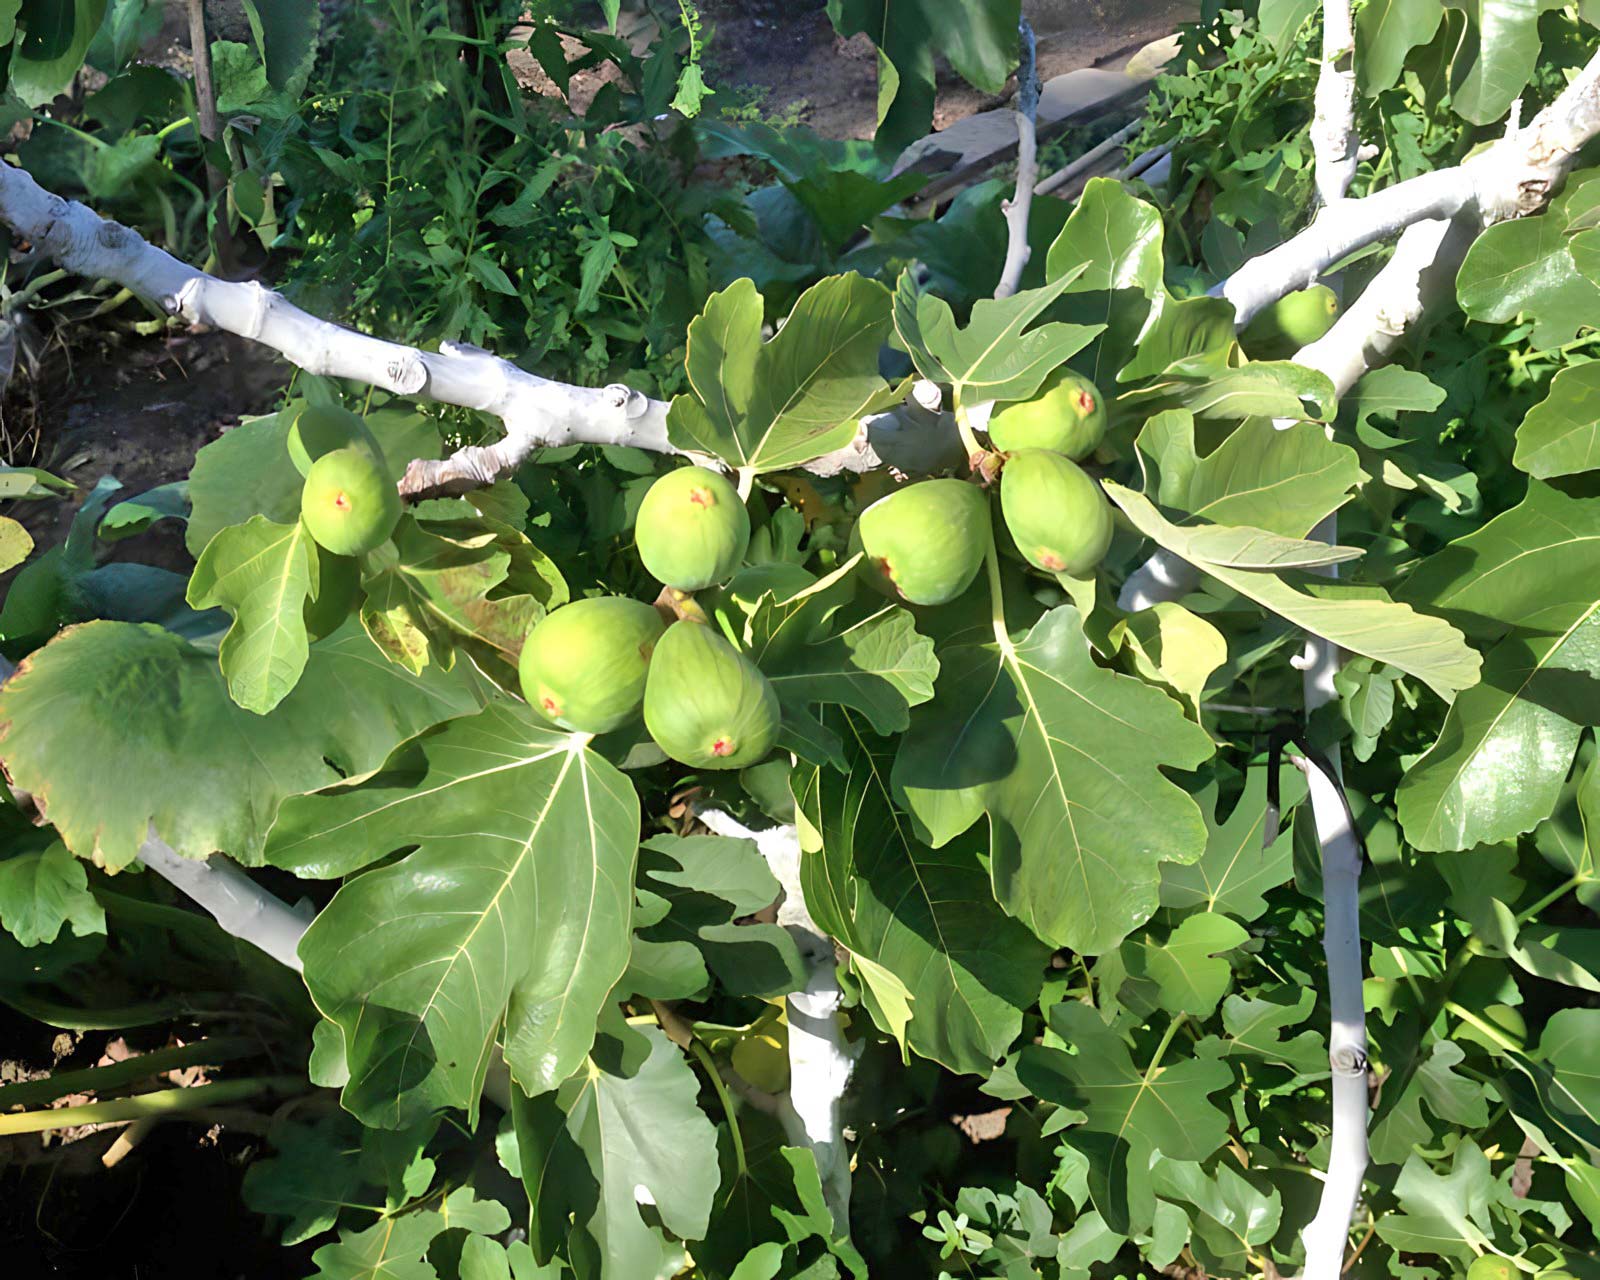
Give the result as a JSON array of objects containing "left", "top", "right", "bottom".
[
  {"left": 894, "top": 606, "right": 1214, "bottom": 955},
  {"left": 629, "top": 834, "right": 805, "bottom": 1000},
  {"left": 1110, "top": 601, "right": 1226, "bottom": 717},
  {"left": 1117, "top": 290, "right": 1237, "bottom": 384},
  {"left": 1457, "top": 213, "right": 1600, "bottom": 349},
  {"left": 1122, "top": 359, "right": 1337, "bottom": 422},
  {"left": 1358, "top": 0, "right": 1445, "bottom": 93},
  {"left": 0, "top": 842, "right": 105, "bottom": 947},
  {"left": 12, "top": 0, "right": 108, "bottom": 105},
  {"left": 892, "top": 263, "right": 1103, "bottom": 410},
  {"left": 0, "top": 464, "right": 70, "bottom": 500},
  {"left": 795, "top": 717, "right": 1047, "bottom": 1075},
  {"left": 1149, "top": 1157, "right": 1282, "bottom": 1274},
  {"left": 1374, "top": 1142, "right": 1503, "bottom": 1261},
  {"left": 771, "top": 1146, "right": 867, "bottom": 1275},
  {"left": 668, "top": 274, "right": 896, "bottom": 472},
  {"left": 1160, "top": 767, "right": 1304, "bottom": 921},
  {"left": 359, "top": 517, "right": 560, "bottom": 673},
  {"left": 187, "top": 411, "right": 308, "bottom": 555},
  {"left": 1371, "top": 1038, "right": 1493, "bottom": 1165},
  {"left": 1138, "top": 912, "right": 1250, "bottom": 1018},
  {"left": 1402, "top": 479, "right": 1600, "bottom": 637},
  {"left": 767, "top": 605, "right": 938, "bottom": 767},
  {"left": 308, "top": 1210, "right": 444, "bottom": 1280},
  {"left": 1541, "top": 1008, "right": 1600, "bottom": 1130},
  {"left": 241, "top": 1118, "right": 367, "bottom": 1246},
  {"left": 1107, "top": 482, "right": 1482, "bottom": 699},
  {"left": 1135, "top": 412, "right": 1364, "bottom": 538},
  {"left": 825, "top": 0, "right": 1018, "bottom": 151},
  {"left": 187, "top": 516, "right": 318, "bottom": 715},
  {"left": 1196, "top": 989, "right": 1328, "bottom": 1085},
  {"left": 293, "top": 702, "right": 639, "bottom": 1126},
  {"left": 1444, "top": 0, "right": 1565, "bottom": 125},
  {"left": 100, "top": 481, "right": 189, "bottom": 542},
  {"left": 0, "top": 515, "right": 31, "bottom": 574},
  {"left": 1019, "top": 1001, "right": 1233, "bottom": 1233},
  {"left": 244, "top": 0, "right": 321, "bottom": 92},
  {"left": 0, "top": 621, "right": 485, "bottom": 870},
  {"left": 551, "top": 1025, "right": 720, "bottom": 1277},
  {"left": 1258, "top": 0, "right": 1318, "bottom": 50},
  {"left": 1514, "top": 361, "right": 1600, "bottom": 477},
  {"left": 1397, "top": 606, "right": 1600, "bottom": 850},
  {"left": 1045, "top": 177, "right": 1165, "bottom": 296}
]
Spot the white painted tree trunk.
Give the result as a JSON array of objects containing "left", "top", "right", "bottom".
[{"left": 695, "top": 807, "right": 855, "bottom": 1229}]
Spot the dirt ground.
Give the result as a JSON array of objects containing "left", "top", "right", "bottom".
[{"left": 701, "top": 0, "right": 1197, "bottom": 137}]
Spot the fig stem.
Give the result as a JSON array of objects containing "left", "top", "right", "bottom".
[
  {"left": 983, "top": 529, "right": 1011, "bottom": 654},
  {"left": 954, "top": 402, "right": 986, "bottom": 466}
]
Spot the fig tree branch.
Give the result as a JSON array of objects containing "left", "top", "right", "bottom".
[
  {"left": 1309, "top": 0, "right": 1362, "bottom": 206},
  {"left": 0, "top": 162, "right": 950, "bottom": 498},
  {"left": 697, "top": 807, "right": 855, "bottom": 1229},
  {"left": 995, "top": 19, "right": 1041, "bottom": 300},
  {"left": 1218, "top": 43, "right": 1600, "bottom": 326}
]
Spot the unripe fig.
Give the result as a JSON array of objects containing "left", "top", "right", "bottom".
[
  {"left": 1000, "top": 449, "right": 1114, "bottom": 576},
  {"left": 987, "top": 368, "right": 1107, "bottom": 460},
  {"left": 644, "top": 620, "right": 780, "bottom": 769},
  {"left": 288, "top": 403, "right": 383, "bottom": 477},
  {"left": 855, "top": 479, "right": 989, "bottom": 607},
  {"left": 705, "top": 562, "right": 854, "bottom": 659},
  {"left": 1240, "top": 285, "right": 1339, "bottom": 359},
  {"left": 731, "top": 1031, "right": 789, "bottom": 1092},
  {"left": 300, "top": 447, "right": 402, "bottom": 557},
  {"left": 519, "top": 596, "right": 666, "bottom": 733},
  {"left": 636, "top": 466, "right": 751, "bottom": 591},
  {"left": 303, "top": 552, "right": 361, "bottom": 640},
  {"left": 1465, "top": 1258, "right": 1516, "bottom": 1280}
]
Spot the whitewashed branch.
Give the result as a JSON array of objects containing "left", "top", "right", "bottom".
[
  {"left": 1219, "top": 45, "right": 1600, "bottom": 326},
  {"left": 697, "top": 807, "right": 854, "bottom": 1229},
  {"left": 1291, "top": 539, "right": 1371, "bottom": 1280},
  {"left": 0, "top": 162, "right": 952, "bottom": 494},
  {"left": 138, "top": 836, "right": 312, "bottom": 972},
  {"left": 1310, "top": 0, "right": 1362, "bottom": 206},
  {"left": 995, "top": 20, "right": 1041, "bottom": 299}
]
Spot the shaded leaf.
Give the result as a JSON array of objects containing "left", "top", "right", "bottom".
[
  {"left": 1107, "top": 482, "right": 1482, "bottom": 699},
  {"left": 293, "top": 702, "right": 640, "bottom": 1126},
  {"left": 0, "top": 621, "right": 486, "bottom": 870},
  {"left": 795, "top": 716, "right": 1047, "bottom": 1074}
]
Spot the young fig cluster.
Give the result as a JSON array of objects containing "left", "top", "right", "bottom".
[
  {"left": 847, "top": 371, "right": 1117, "bottom": 605},
  {"left": 518, "top": 465, "right": 780, "bottom": 771},
  {"left": 990, "top": 370, "right": 1114, "bottom": 578}
]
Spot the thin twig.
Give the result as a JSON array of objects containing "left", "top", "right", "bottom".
[{"left": 995, "top": 20, "right": 1041, "bottom": 299}]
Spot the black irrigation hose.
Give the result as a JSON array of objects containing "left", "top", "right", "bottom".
[{"left": 1262, "top": 721, "right": 1368, "bottom": 865}]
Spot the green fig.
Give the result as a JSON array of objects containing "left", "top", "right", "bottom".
[
  {"left": 705, "top": 562, "right": 854, "bottom": 659},
  {"left": 300, "top": 447, "right": 402, "bottom": 557},
  {"left": 303, "top": 552, "right": 361, "bottom": 640},
  {"left": 288, "top": 403, "right": 383, "bottom": 478},
  {"left": 1240, "top": 284, "right": 1339, "bottom": 359},
  {"left": 519, "top": 596, "right": 666, "bottom": 733},
  {"left": 1000, "top": 449, "right": 1113, "bottom": 576},
  {"left": 987, "top": 368, "right": 1107, "bottom": 460},
  {"left": 636, "top": 466, "right": 751, "bottom": 591},
  {"left": 855, "top": 479, "right": 989, "bottom": 607},
  {"left": 644, "top": 620, "right": 780, "bottom": 769},
  {"left": 1465, "top": 1258, "right": 1517, "bottom": 1280}
]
